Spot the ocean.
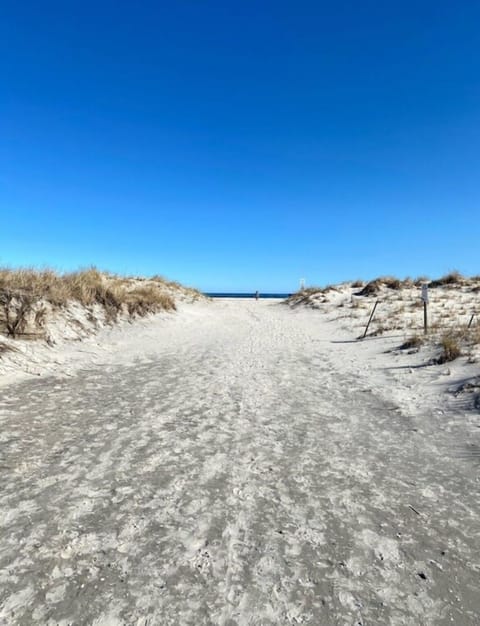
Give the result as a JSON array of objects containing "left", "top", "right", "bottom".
[{"left": 205, "top": 293, "right": 291, "bottom": 299}]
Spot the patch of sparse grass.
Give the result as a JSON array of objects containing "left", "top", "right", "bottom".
[
  {"left": 430, "top": 271, "right": 464, "bottom": 288},
  {"left": 126, "top": 286, "right": 176, "bottom": 317},
  {"left": 471, "top": 326, "right": 480, "bottom": 346},
  {"left": 437, "top": 333, "right": 462, "bottom": 363},
  {"left": 285, "top": 286, "right": 338, "bottom": 308},
  {"left": 371, "top": 324, "right": 386, "bottom": 336},
  {"left": 286, "top": 289, "right": 320, "bottom": 307},
  {"left": 354, "top": 280, "right": 381, "bottom": 297},
  {"left": 414, "top": 276, "right": 430, "bottom": 286},
  {"left": 399, "top": 335, "right": 424, "bottom": 350},
  {"left": 352, "top": 275, "right": 405, "bottom": 296},
  {"left": 151, "top": 274, "right": 203, "bottom": 299},
  {"left": 299, "top": 286, "right": 324, "bottom": 295},
  {"left": 380, "top": 276, "right": 402, "bottom": 290},
  {"left": 351, "top": 297, "right": 364, "bottom": 308}
]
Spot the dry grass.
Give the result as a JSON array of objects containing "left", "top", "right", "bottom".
[
  {"left": 0, "top": 267, "right": 180, "bottom": 339},
  {"left": 0, "top": 340, "right": 16, "bottom": 354},
  {"left": 350, "top": 272, "right": 479, "bottom": 295},
  {"left": 414, "top": 275, "right": 430, "bottom": 286},
  {"left": 351, "top": 279, "right": 365, "bottom": 289},
  {"left": 437, "top": 333, "right": 462, "bottom": 363},
  {"left": 399, "top": 335, "right": 424, "bottom": 350},
  {"left": 430, "top": 271, "right": 464, "bottom": 288},
  {"left": 353, "top": 276, "right": 402, "bottom": 297},
  {"left": 150, "top": 274, "right": 203, "bottom": 299},
  {"left": 355, "top": 276, "right": 411, "bottom": 296},
  {"left": 0, "top": 268, "right": 120, "bottom": 307},
  {"left": 126, "top": 286, "right": 175, "bottom": 317},
  {"left": 380, "top": 276, "right": 402, "bottom": 290},
  {"left": 284, "top": 271, "right": 480, "bottom": 368},
  {"left": 470, "top": 328, "right": 480, "bottom": 350},
  {"left": 298, "top": 286, "right": 325, "bottom": 295},
  {"left": 351, "top": 280, "right": 364, "bottom": 288},
  {"left": 354, "top": 280, "right": 381, "bottom": 297},
  {"left": 285, "top": 283, "right": 343, "bottom": 308}
]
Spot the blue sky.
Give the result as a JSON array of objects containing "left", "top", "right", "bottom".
[{"left": 1, "top": 1, "right": 479, "bottom": 291}]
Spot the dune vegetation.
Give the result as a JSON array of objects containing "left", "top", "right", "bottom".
[
  {"left": 286, "top": 272, "right": 480, "bottom": 364},
  {"left": 0, "top": 267, "right": 201, "bottom": 340}
]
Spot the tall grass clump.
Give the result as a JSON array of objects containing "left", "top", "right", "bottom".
[
  {"left": 126, "top": 286, "right": 176, "bottom": 317},
  {"left": 437, "top": 333, "right": 462, "bottom": 363}
]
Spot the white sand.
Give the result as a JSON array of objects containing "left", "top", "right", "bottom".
[{"left": 0, "top": 298, "right": 479, "bottom": 624}]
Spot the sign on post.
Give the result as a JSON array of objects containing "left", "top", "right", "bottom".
[{"left": 421, "top": 284, "right": 429, "bottom": 303}]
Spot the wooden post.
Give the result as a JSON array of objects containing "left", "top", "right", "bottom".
[
  {"left": 468, "top": 313, "right": 475, "bottom": 329},
  {"left": 421, "top": 283, "right": 429, "bottom": 335},
  {"left": 363, "top": 300, "right": 379, "bottom": 339}
]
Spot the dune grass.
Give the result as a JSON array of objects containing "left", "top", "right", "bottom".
[
  {"left": 0, "top": 268, "right": 179, "bottom": 338},
  {"left": 286, "top": 272, "right": 479, "bottom": 365},
  {"left": 429, "top": 271, "right": 464, "bottom": 288},
  {"left": 437, "top": 333, "right": 463, "bottom": 363}
]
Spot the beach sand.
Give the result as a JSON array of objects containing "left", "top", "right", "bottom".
[{"left": 0, "top": 298, "right": 479, "bottom": 624}]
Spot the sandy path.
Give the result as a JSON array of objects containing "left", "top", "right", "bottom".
[{"left": 0, "top": 300, "right": 478, "bottom": 625}]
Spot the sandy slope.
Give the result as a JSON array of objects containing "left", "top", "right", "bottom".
[{"left": 0, "top": 299, "right": 479, "bottom": 625}]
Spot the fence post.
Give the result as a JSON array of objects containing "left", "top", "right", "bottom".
[
  {"left": 421, "top": 283, "right": 429, "bottom": 335},
  {"left": 363, "top": 300, "right": 379, "bottom": 339}
]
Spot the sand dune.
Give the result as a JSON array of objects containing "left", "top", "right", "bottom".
[{"left": 0, "top": 298, "right": 479, "bottom": 624}]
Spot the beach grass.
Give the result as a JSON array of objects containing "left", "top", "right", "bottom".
[{"left": 0, "top": 267, "right": 182, "bottom": 338}]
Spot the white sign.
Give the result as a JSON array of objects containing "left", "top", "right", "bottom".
[{"left": 421, "top": 284, "right": 429, "bottom": 303}]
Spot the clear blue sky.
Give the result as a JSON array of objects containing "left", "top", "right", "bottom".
[{"left": 1, "top": 1, "right": 479, "bottom": 292}]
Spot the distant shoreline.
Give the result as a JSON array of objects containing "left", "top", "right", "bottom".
[{"left": 205, "top": 292, "right": 291, "bottom": 299}]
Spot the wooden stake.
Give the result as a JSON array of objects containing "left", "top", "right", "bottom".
[
  {"left": 363, "top": 300, "right": 379, "bottom": 339},
  {"left": 424, "top": 301, "right": 428, "bottom": 335}
]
